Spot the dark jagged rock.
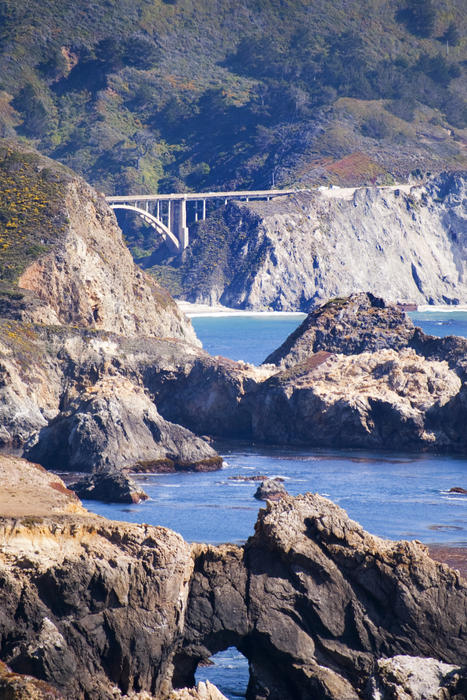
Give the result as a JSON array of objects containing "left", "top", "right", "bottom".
[
  {"left": 253, "top": 478, "right": 288, "bottom": 501},
  {"left": 178, "top": 493, "right": 467, "bottom": 700},
  {"left": 24, "top": 375, "right": 220, "bottom": 475},
  {"left": 264, "top": 292, "right": 416, "bottom": 369},
  {"left": 70, "top": 471, "right": 148, "bottom": 504},
  {"left": 448, "top": 487, "right": 467, "bottom": 494},
  {"left": 1, "top": 460, "right": 467, "bottom": 700}
]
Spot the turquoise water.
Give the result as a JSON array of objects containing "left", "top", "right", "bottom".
[
  {"left": 89, "top": 310, "right": 467, "bottom": 699},
  {"left": 191, "top": 314, "right": 305, "bottom": 365},
  {"left": 191, "top": 310, "right": 467, "bottom": 366}
]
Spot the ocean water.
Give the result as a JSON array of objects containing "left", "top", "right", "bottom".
[
  {"left": 190, "top": 313, "right": 306, "bottom": 365},
  {"left": 409, "top": 310, "right": 467, "bottom": 339},
  {"left": 88, "top": 310, "right": 467, "bottom": 699}
]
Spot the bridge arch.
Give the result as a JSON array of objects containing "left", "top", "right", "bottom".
[{"left": 109, "top": 203, "right": 180, "bottom": 253}]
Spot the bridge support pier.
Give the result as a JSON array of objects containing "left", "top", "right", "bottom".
[{"left": 174, "top": 197, "right": 189, "bottom": 250}]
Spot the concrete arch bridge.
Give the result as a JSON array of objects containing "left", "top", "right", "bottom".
[{"left": 106, "top": 189, "right": 298, "bottom": 254}]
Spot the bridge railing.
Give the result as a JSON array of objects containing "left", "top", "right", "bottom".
[{"left": 106, "top": 189, "right": 300, "bottom": 252}]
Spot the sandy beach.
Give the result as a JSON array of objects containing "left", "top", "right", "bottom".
[
  {"left": 178, "top": 300, "right": 467, "bottom": 319},
  {"left": 177, "top": 300, "right": 306, "bottom": 318}
]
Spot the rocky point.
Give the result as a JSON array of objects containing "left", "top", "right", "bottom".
[{"left": 0, "top": 455, "right": 465, "bottom": 699}]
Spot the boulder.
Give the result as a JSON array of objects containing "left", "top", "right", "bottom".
[
  {"left": 24, "top": 376, "right": 221, "bottom": 474},
  {"left": 71, "top": 471, "right": 149, "bottom": 504},
  {"left": 254, "top": 478, "right": 288, "bottom": 501}
]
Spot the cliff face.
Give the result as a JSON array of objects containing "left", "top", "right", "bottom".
[
  {"left": 0, "top": 142, "right": 223, "bottom": 475},
  {"left": 17, "top": 178, "right": 198, "bottom": 344},
  {"left": 1, "top": 456, "right": 466, "bottom": 700},
  {"left": 182, "top": 172, "right": 467, "bottom": 311},
  {"left": 0, "top": 141, "right": 197, "bottom": 344}
]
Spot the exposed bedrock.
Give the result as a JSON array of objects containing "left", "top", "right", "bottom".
[
  {"left": 249, "top": 292, "right": 467, "bottom": 450},
  {"left": 182, "top": 172, "right": 467, "bottom": 311},
  {"left": 14, "top": 175, "right": 198, "bottom": 345},
  {"left": 1, "top": 462, "right": 466, "bottom": 700},
  {"left": 24, "top": 375, "right": 220, "bottom": 474},
  {"left": 264, "top": 292, "right": 417, "bottom": 369},
  {"left": 4, "top": 291, "right": 467, "bottom": 464},
  {"left": 177, "top": 494, "right": 467, "bottom": 700}
]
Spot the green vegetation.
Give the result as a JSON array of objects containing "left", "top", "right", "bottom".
[
  {"left": 0, "top": 0, "right": 465, "bottom": 200},
  {"left": 0, "top": 143, "right": 68, "bottom": 289}
]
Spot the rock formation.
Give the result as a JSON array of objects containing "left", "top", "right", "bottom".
[
  {"left": 180, "top": 172, "right": 467, "bottom": 311},
  {"left": 1, "top": 456, "right": 465, "bottom": 700},
  {"left": 264, "top": 292, "right": 416, "bottom": 369},
  {"left": 71, "top": 470, "right": 149, "bottom": 504},
  {"left": 4, "top": 142, "right": 467, "bottom": 493},
  {"left": 0, "top": 660, "right": 64, "bottom": 699},
  {"left": 0, "top": 142, "right": 197, "bottom": 344},
  {"left": 253, "top": 478, "right": 288, "bottom": 501},
  {"left": 0, "top": 141, "right": 224, "bottom": 480},
  {"left": 244, "top": 292, "right": 467, "bottom": 451},
  {"left": 367, "top": 656, "right": 467, "bottom": 700}
]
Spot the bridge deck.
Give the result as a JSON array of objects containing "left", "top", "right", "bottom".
[{"left": 106, "top": 189, "right": 300, "bottom": 203}]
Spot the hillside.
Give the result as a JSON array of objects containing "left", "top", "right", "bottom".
[
  {"left": 0, "top": 139, "right": 196, "bottom": 339},
  {"left": 154, "top": 172, "right": 467, "bottom": 310},
  {"left": 0, "top": 0, "right": 465, "bottom": 197}
]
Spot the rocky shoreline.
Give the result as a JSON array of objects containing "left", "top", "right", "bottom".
[
  {"left": 0, "top": 454, "right": 466, "bottom": 700},
  {"left": 1, "top": 142, "right": 467, "bottom": 699}
]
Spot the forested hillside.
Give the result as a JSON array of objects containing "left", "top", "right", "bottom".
[{"left": 0, "top": 0, "right": 465, "bottom": 194}]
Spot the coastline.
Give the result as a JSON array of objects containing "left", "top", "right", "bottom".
[
  {"left": 416, "top": 305, "right": 467, "bottom": 313},
  {"left": 178, "top": 299, "right": 467, "bottom": 319},
  {"left": 177, "top": 300, "right": 307, "bottom": 319}
]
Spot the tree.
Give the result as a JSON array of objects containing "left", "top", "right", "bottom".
[
  {"left": 398, "top": 0, "right": 436, "bottom": 38},
  {"left": 122, "top": 34, "right": 159, "bottom": 70},
  {"left": 440, "top": 22, "right": 460, "bottom": 54}
]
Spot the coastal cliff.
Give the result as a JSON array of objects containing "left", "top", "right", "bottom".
[
  {"left": 0, "top": 455, "right": 465, "bottom": 700},
  {"left": 3, "top": 143, "right": 467, "bottom": 471},
  {"left": 179, "top": 172, "right": 467, "bottom": 311},
  {"left": 0, "top": 141, "right": 197, "bottom": 343},
  {"left": 0, "top": 141, "right": 223, "bottom": 475}
]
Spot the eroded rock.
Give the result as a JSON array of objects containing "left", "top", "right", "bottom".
[
  {"left": 0, "top": 459, "right": 466, "bottom": 700},
  {"left": 252, "top": 348, "right": 461, "bottom": 449},
  {"left": 180, "top": 174, "right": 467, "bottom": 311},
  {"left": 24, "top": 375, "right": 220, "bottom": 474},
  {"left": 71, "top": 471, "right": 149, "bottom": 504},
  {"left": 264, "top": 292, "right": 416, "bottom": 369},
  {"left": 253, "top": 478, "right": 288, "bottom": 501},
  {"left": 0, "top": 660, "right": 64, "bottom": 699},
  {"left": 367, "top": 655, "right": 465, "bottom": 700}
]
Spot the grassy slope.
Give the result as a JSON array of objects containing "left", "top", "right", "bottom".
[
  {"left": 0, "top": 142, "right": 69, "bottom": 287},
  {"left": 0, "top": 0, "right": 465, "bottom": 199}
]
